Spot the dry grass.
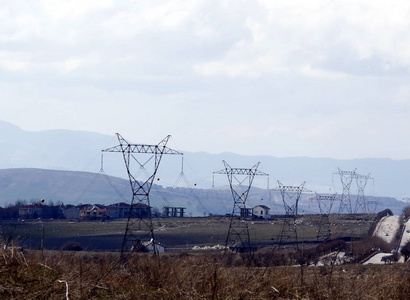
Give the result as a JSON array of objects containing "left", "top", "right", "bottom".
[{"left": 1, "top": 248, "right": 409, "bottom": 299}]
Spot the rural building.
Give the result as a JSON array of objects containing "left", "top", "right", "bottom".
[
  {"left": 79, "top": 205, "right": 109, "bottom": 221},
  {"left": 129, "top": 203, "right": 151, "bottom": 218},
  {"left": 107, "top": 202, "right": 131, "bottom": 219},
  {"left": 0, "top": 206, "right": 19, "bottom": 219},
  {"left": 62, "top": 205, "right": 81, "bottom": 220},
  {"left": 240, "top": 207, "right": 253, "bottom": 217},
  {"left": 19, "top": 205, "right": 44, "bottom": 219},
  {"left": 253, "top": 205, "right": 271, "bottom": 219},
  {"left": 18, "top": 205, "right": 64, "bottom": 220},
  {"left": 162, "top": 206, "right": 185, "bottom": 218}
]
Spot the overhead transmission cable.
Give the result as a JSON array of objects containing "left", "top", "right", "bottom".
[
  {"left": 168, "top": 137, "right": 211, "bottom": 216},
  {"left": 173, "top": 157, "right": 210, "bottom": 216},
  {"left": 41, "top": 135, "right": 121, "bottom": 205},
  {"left": 74, "top": 153, "right": 129, "bottom": 205}
]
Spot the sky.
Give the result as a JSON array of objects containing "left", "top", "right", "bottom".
[{"left": 1, "top": 0, "right": 410, "bottom": 160}]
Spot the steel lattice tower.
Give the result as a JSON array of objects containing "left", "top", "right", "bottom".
[
  {"left": 315, "top": 192, "right": 336, "bottom": 241},
  {"left": 276, "top": 181, "right": 309, "bottom": 249},
  {"left": 354, "top": 173, "right": 372, "bottom": 213},
  {"left": 334, "top": 168, "right": 357, "bottom": 214},
  {"left": 213, "top": 161, "right": 268, "bottom": 252},
  {"left": 103, "top": 134, "right": 182, "bottom": 256},
  {"left": 366, "top": 200, "right": 379, "bottom": 213}
]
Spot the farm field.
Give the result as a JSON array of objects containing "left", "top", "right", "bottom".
[{"left": 2, "top": 214, "right": 375, "bottom": 252}]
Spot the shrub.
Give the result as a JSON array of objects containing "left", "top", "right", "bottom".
[
  {"left": 316, "top": 239, "right": 346, "bottom": 256},
  {"left": 1, "top": 250, "right": 410, "bottom": 299},
  {"left": 403, "top": 206, "right": 410, "bottom": 220},
  {"left": 60, "top": 242, "right": 83, "bottom": 251},
  {"left": 401, "top": 241, "right": 410, "bottom": 262},
  {"left": 377, "top": 209, "right": 393, "bottom": 218}
]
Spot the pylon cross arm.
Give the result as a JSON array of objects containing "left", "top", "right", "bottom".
[
  {"left": 274, "top": 186, "right": 311, "bottom": 193},
  {"left": 102, "top": 144, "right": 182, "bottom": 155},
  {"left": 102, "top": 133, "right": 183, "bottom": 155},
  {"left": 316, "top": 195, "right": 337, "bottom": 201},
  {"left": 334, "top": 168, "right": 357, "bottom": 176},
  {"left": 213, "top": 169, "right": 268, "bottom": 176}
]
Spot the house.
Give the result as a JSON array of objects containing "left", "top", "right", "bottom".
[
  {"left": 19, "top": 205, "right": 44, "bottom": 219},
  {"left": 253, "top": 205, "right": 271, "bottom": 219},
  {"left": 79, "top": 205, "right": 109, "bottom": 221},
  {"left": 18, "top": 205, "right": 63, "bottom": 220},
  {"left": 62, "top": 205, "right": 81, "bottom": 220},
  {"left": 129, "top": 203, "right": 151, "bottom": 218},
  {"left": 61, "top": 204, "right": 91, "bottom": 220},
  {"left": 107, "top": 202, "right": 131, "bottom": 219},
  {"left": 0, "top": 206, "right": 19, "bottom": 219},
  {"left": 108, "top": 202, "right": 151, "bottom": 218},
  {"left": 240, "top": 207, "right": 253, "bottom": 217},
  {"left": 162, "top": 207, "right": 185, "bottom": 218}
]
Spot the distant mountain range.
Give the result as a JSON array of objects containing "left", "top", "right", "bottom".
[
  {"left": 0, "top": 120, "right": 409, "bottom": 215},
  {"left": 0, "top": 168, "right": 405, "bottom": 216}
]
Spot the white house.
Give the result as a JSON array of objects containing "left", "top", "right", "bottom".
[{"left": 253, "top": 205, "right": 270, "bottom": 219}]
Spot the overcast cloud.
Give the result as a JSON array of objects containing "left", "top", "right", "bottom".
[{"left": 1, "top": 0, "right": 410, "bottom": 159}]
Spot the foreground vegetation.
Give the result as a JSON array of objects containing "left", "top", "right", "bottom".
[
  {"left": 1, "top": 209, "right": 408, "bottom": 299},
  {"left": 1, "top": 247, "right": 409, "bottom": 299}
]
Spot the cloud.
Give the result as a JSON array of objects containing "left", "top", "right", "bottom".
[
  {"left": 1, "top": 1, "right": 410, "bottom": 159},
  {"left": 100, "top": 1, "right": 198, "bottom": 38},
  {"left": 395, "top": 85, "right": 410, "bottom": 105},
  {"left": 0, "top": 51, "right": 30, "bottom": 71},
  {"left": 194, "top": 0, "right": 410, "bottom": 78},
  {"left": 40, "top": 0, "right": 115, "bottom": 21},
  {"left": 3, "top": 0, "right": 408, "bottom": 82}
]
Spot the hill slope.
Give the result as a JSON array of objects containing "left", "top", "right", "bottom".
[
  {"left": 0, "top": 168, "right": 405, "bottom": 216},
  {"left": 1, "top": 120, "right": 410, "bottom": 201}
]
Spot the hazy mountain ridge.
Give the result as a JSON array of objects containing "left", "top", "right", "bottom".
[
  {"left": 0, "top": 168, "right": 405, "bottom": 216},
  {"left": 0, "top": 120, "right": 409, "bottom": 204}
]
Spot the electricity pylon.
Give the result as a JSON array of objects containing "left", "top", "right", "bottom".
[
  {"left": 102, "top": 133, "right": 182, "bottom": 256},
  {"left": 366, "top": 200, "right": 379, "bottom": 213},
  {"left": 354, "top": 173, "right": 372, "bottom": 213},
  {"left": 334, "top": 168, "right": 357, "bottom": 214},
  {"left": 213, "top": 161, "right": 268, "bottom": 252},
  {"left": 276, "top": 181, "right": 310, "bottom": 249},
  {"left": 315, "top": 192, "right": 336, "bottom": 241}
]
